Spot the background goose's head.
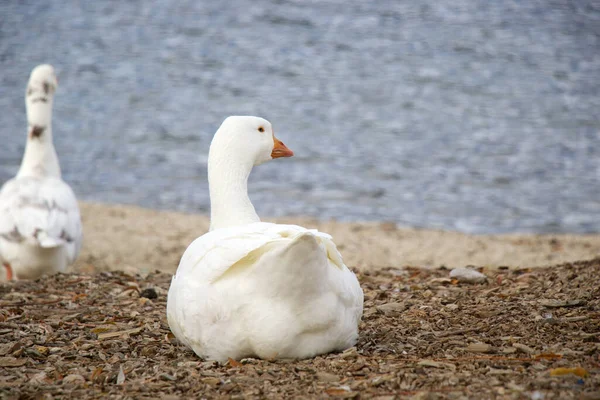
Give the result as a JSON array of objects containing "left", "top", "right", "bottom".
[
  {"left": 25, "top": 64, "right": 59, "bottom": 138},
  {"left": 26, "top": 64, "right": 58, "bottom": 105},
  {"left": 210, "top": 116, "right": 294, "bottom": 167}
]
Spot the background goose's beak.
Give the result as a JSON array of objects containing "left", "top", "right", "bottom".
[{"left": 272, "top": 137, "right": 294, "bottom": 158}]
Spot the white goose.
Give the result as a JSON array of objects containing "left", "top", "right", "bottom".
[
  {"left": 0, "top": 64, "right": 82, "bottom": 281},
  {"left": 167, "top": 116, "right": 363, "bottom": 362}
]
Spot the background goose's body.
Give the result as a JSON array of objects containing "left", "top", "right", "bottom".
[
  {"left": 0, "top": 177, "right": 81, "bottom": 279},
  {"left": 0, "top": 65, "right": 82, "bottom": 281},
  {"left": 167, "top": 116, "right": 363, "bottom": 361}
]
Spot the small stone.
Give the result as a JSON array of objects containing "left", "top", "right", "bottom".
[
  {"left": 140, "top": 288, "right": 158, "bottom": 299},
  {"left": 116, "top": 365, "right": 126, "bottom": 385},
  {"left": 450, "top": 268, "right": 487, "bottom": 283},
  {"left": 531, "top": 391, "right": 545, "bottom": 400},
  {"left": 160, "top": 373, "right": 177, "bottom": 381}
]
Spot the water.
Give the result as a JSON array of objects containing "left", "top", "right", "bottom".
[{"left": 1, "top": 0, "right": 599, "bottom": 234}]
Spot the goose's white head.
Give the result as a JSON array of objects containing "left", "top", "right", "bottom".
[
  {"left": 209, "top": 116, "right": 294, "bottom": 168},
  {"left": 207, "top": 116, "right": 294, "bottom": 231},
  {"left": 25, "top": 64, "right": 58, "bottom": 136}
]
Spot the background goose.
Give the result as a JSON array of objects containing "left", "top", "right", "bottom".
[
  {"left": 167, "top": 116, "right": 363, "bottom": 362},
  {"left": 0, "top": 64, "right": 82, "bottom": 281}
]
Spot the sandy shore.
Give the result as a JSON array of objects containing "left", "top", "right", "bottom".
[{"left": 70, "top": 202, "right": 600, "bottom": 275}]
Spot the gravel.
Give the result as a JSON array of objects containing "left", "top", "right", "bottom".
[{"left": 1, "top": 258, "right": 598, "bottom": 399}]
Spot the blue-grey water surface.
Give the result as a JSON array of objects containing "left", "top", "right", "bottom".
[{"left": 1, "top": 0, "right": 599, "bottom": 234}]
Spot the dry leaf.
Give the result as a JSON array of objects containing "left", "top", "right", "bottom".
[
  {"left": 535, "top": 353, "right": 562, "bottom": 360},
  {"left": 227, "top": 357, "right": 242, "bottom": 368},
  {"left": 91, "top": 326, "right": 112, "bottom": 334},
  {"left": 549, "top": 367, "right": 588, "bottom": 378},
  {"left": 97, "top": 327, "right": 143, "bottom": 340},
  {"left": 165, "top": 332, "right": 177, "bottom": 344},
  {"left": 91, "top": 367, "right": 103, "bottom": 381},
  {"left": 0, "top": 257, "right": 597, "bottom": 398},
  {"left": 325, "top": 386, "right": 356, "bottom": 398}
]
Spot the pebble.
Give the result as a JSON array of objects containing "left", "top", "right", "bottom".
[
  {"left": 140, "top": 288, "right": 158, "bottom": 299},
  {"left": 117, "top": 365, "right": 126, "bottom": 384},
  {"left": 449, "top": 268, "right": 487, "bottom": 283}
]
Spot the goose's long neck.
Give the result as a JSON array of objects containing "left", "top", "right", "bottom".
[
  {"left": 208, "top": 155, "right": 260, "bottom": 231},
  {"left": 17, "top": 100, "right": 61, "bottom": 179}
]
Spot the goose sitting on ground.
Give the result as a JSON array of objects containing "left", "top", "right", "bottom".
[
  {"left": 167, "top": 116, "right": 363, "bottom": 362},
  {"left": 0, "top": 64, "right": 82, "bottom": 281}
]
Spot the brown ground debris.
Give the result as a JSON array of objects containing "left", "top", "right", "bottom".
[{"left": 1, "top": 258, "right": 599, "bottom": 399}]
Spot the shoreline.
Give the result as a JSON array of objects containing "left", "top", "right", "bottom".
[{"left": 72, "top": 202, "right": 600, "bottom": 275}]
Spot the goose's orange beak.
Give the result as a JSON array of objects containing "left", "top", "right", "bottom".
[{"left": 271, "top": 137, "right": 294, "bottom": 158}]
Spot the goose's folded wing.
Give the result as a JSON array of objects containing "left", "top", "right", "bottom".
[
  {"left": 0, "top": 177, "right": 82, "bottom": 263},
  {"left": 175, "top": 222, "right": 343, "bottom": 283}
]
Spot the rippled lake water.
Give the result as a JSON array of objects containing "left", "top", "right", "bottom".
[{"left": 1, "top": 0, "right": 599, "bottom": 234}]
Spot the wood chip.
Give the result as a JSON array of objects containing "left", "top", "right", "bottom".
[
  {"left": 513, "top": 343, "right": 536, "bottom": 354},
  {"left": 0, "top": 357, "right": 27, "bottom": 367},
  {"left": 316, "top": 371, "right": 339, "bottom": 382},
  {"left": 465, "top": 343, "right": 494, "bottom": 353},
  {"left": 97, "top": 327, "right": 143, "bottom": 340},
  {"left": 539, "top": 299, "right": 586, "bottom": 308},
  {"left": 375, "top": 302, "right": 407, "bottom": 315},
  {"left": 0, "top": 259, "right": 599, "bottom": 398}
]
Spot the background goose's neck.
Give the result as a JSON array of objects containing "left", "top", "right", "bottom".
[
  {"left": 17, "top": 101, "right": 61, "bottom": 179},
  {"left": 208, "top": 156, "right": 260, "bottom": 231}
]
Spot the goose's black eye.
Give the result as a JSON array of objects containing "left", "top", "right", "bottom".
[{"left": 258, "top": 127, "right": 265, "bottom": 133}]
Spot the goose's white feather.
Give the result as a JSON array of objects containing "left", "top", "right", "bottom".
[
  {"left": 0, "top": 177, "right": 82, "bottom": 278},
  {"left": 167, "top": 222, "right": 363, "bottom": 361}
]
